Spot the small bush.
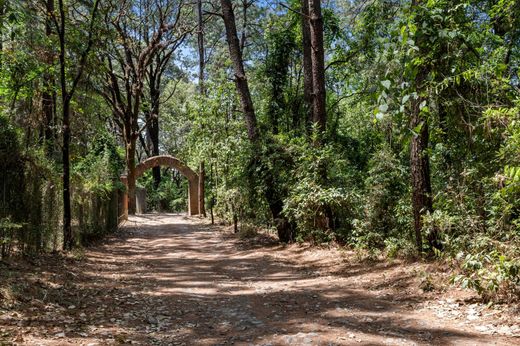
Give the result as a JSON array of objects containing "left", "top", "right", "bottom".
[{"left": 453, "top": 251, "right": 520, "bottom": 302}]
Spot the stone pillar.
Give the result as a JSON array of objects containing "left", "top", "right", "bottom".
[{"left": 135, "top": 187, "right": 147, "bottom": 214}]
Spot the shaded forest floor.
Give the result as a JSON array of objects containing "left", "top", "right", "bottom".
[{"left": 1, "top": 214, "right": 519, "bottom": 345}]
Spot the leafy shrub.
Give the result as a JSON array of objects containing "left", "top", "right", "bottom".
[
  {"left": 138, "top": 170, "right": 189, "bottom": 213},
  {"left": 454, "top": 251, "right": 520, "bottom": 302},
  {"left": 384, "top": 237, "right": 416, "bottom": 259},
  {"left": 353, "top": 146, "right": 408, "bottom": 249},
  {"left": 215, "top": 187, "right": 248, "bottom": 227},
  {"left": 237, "top": 223, "right": 260, "bottom": 239},
  {"left": 0, "top": 115, "right": 24, "bottom": 220},
  {"left": 73, "top": 133, "right": 125, "bottom": 196},
  {"left": 282, "top": 136, "right": 354, "bottom": 243}
]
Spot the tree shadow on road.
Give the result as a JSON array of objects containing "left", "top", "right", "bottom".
[{"left": 0, "top": 214, "right": 513, "bottom": 345}]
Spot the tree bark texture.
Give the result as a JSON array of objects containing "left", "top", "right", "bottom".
[
  {"left": 42, "top": 0, "right": 55, "bottom": 153},
  {"left": 147, "top": 72, "right": 161, "bottom": 189},
  {"left": 410, "top": 93, "right": 433, "bottom": 252},
  {"left": 199, "top": 162, "right": 206, "bottom": 217},
  {"left": 410, "top": 0, "right": 435, "bottom": 253},
  {"left": 126, "top": 137, "right": 137, "bottom": 215},
  {"left": 220, "top": 0, "right": 258, "bottom": 142},
  {"left": 308, "top": 0, "right": 327, "bottom": 136},
  {"left": 197, "top": 0, "right": 205, "bottom": 95},
  {"left": 301, "top": 0, "right": 313, "bottom": 127},
  {"left": 62, "top": 99, "right": 73, "bottom": 250},
  {"left": 56, "top": 0, "right": 100, "bottom": 250}
]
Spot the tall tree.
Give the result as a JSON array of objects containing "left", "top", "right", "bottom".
[
  {"left": 41, "top": 0, "right": 55, "bottom": 154},
  {"left": 144, "top": 24, "right": 186, "bottom": 190},
  {"left": 197, "top": 0, "right": 207, "bottom": 217},
  {"left": 197, "top": 0, "right": 205, "bottom": 95},
  {"left": 301, "top": 0, "right": 313, "bottom": 127},
  {"left": 220, "top": 0, "right": 258, "bottom": 142},
  {"left": 0, "top": 1, "right": 6, "bottom": 67},
  {"left": 102, "top": 0, "right": 186, "bottom": 214},
  {"left": 220, "top": 0, "right": 297, "bottom": 242},
  {"left": 408, "top": 0, "right": 433, "bottom": 252},
  {"left": 307, "top": 0, "right": 326, "bottom": 138},
  {"left": 52, "top": 0, "right": 100, "bottom": 250}
]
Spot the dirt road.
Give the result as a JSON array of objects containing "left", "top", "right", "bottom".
[{"left": 1, "top": 214, "right": 519, "bottom": 345}]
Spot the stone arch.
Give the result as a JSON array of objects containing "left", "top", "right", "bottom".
[{"left": 121, "top": 155, "right": 203, "bottom": 218}]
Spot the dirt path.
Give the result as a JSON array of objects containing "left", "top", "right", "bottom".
[{"left": 1, "top": 214, "right": 519, "bottom": 345}]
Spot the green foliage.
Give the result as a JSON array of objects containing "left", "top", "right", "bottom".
[
  {"left": 354, "top": 146, "right": 408, "bottom": 248},
  {"left": 0, "top": 114, "right": 24, "bottom": 220},
  {"left": 0, "top": 216, "right": 23, "bottom": 258},
  {"left": 215, "top": 187, "right": 248, "bottom": 225},
  {"left": 139, "top": 171, "right": 188, "bottom": 213},
  {"left": 2, "top": 0, "right": 520, "bottom": 301},
  {"left": 454, "top": 251, "right": 520, "bottom": 301},
  {"left": 281, "top": 135, "right": 354, "bottom": 243},
  {"left": 73, "top": 132, "right": 124, "bottom": 197}
]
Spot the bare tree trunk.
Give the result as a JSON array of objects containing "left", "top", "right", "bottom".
[
  {"left": 42, "top": 0, "right": 55, "bottom": 155},
  {"left": 126, "top": 137, "right": 137, "bottom": 215},
  {"left": 197, "top": 0, "right": 207, "bottom": 218},
  {"left": 410, "top": 0, "right": 435, "bottom": 253},
  {"left": 301, "top": 0, "right": 313, "bottom": 127},
  {"left": 0, "top": 1, "right": 5, "bottom": 67},
  {"left": 308, "top": 0, "right": 326, "bottom": 137},
  {"left": 197, "top": 0, "right": 205, "bottom": 95},
  {"left": 199, "top": 162, "right": 206, "bottom": 217},
  {"left": 220, "top": 0, "right": 295, "bottom": 242},
  {"left": 57, "top": 0, "right": 73, "bottom": 250},
  {"left": 62, "top": 99, "right": 73, "bottom": 249},
  {"left": 220, "top": 0, "right": 258, "bottom": 142},
  {"left": 210, "top": 161, "right": 215, "bottom": 225},
  {"left": 410, "top": 91, "right": 433, "bottom": 253},
  {"left": 55, "top": 0, "right": 100, "bottom": 250},
  {"left": 148, "top": 75, "right": 161, "bottom": 189}
]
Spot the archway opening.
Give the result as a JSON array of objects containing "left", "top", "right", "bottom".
[
  {"left": 137, "top": 168, "right": 188, "bottom": 213},
  {"left": 120, "top": 155, "right": 204, "bottom": 219}
]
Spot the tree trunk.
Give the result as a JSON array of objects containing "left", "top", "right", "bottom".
[
  {"left": 42, "top": 0, "right": 55, "bottom": 154},
  {"left": 148, "top": 82, "right": 161, "bottom": 189},
  {"left": 220, "top": 0, "right": 295, "bottom": 242},
  {"left": 410, "top": 0, "right": 436, "bottom": 253},
  {"left": 57, "top": 0, "right": 73, "bottom": 251},
  {"left": 220, "top": 0, "right": 258, "bottom": 142},
  {"left": 199, "top": 161, "right": 206, "bottom": 217},
  {"left": 210, "top": 161, "right": 215, "bottom": 225},
  {"left": 197, "top": 0, "right": 205, "bottom": 95},
  {"left": 0, "top": 1, "right": 5, "bottom": 67},
  {"left": 56, "top": 0, "right": 99, "bottom": 250},
  {"left": 62, "top": 98, "right": 73, "bottom": 250},
  {"left": 308, "top": 0, "right": 327, "bottom": 137},
  {"left": 410, "top": 76, "right": 433, "bottom": 253},
  {"left": 126, "top": 137, "right": 137, "bottom": 215},
  {"left": 150, "top": 130, "right": 160, "bottom": 189},
  {"left": 301, "top": 0, "right": 313, "bottom": 127}
]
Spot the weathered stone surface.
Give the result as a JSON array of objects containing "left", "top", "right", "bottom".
[{"left": 135, "top": 187, "right": 147, "bottom": 214}]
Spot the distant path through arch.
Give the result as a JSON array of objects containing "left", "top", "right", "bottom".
[{"left": 121, "top": 155, "right": 204, "bottom": 219}]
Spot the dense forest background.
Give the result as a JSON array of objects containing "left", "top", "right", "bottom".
[{"left": 0, "top": 0, "right": 519, "bottom": 300}]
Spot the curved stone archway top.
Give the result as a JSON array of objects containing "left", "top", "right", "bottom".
[{"left": 135, "top": 155, "right": 198, "bottom": 182}]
